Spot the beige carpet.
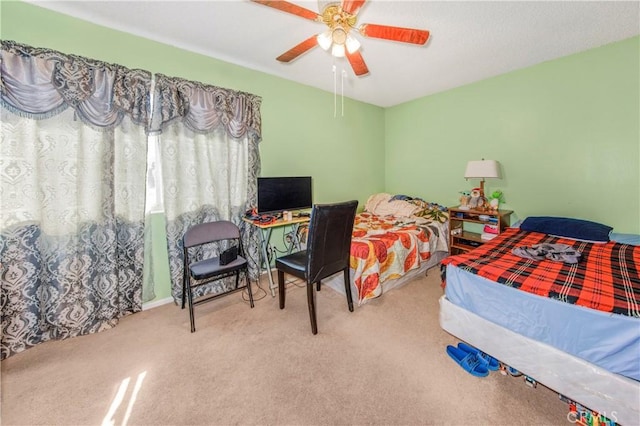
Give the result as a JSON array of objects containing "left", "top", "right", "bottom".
[{"left": 1, "top": 270, "right": 568, "bottom": 425}]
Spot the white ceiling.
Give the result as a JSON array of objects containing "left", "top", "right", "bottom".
[{"left": 27, "top": 0, "right": 640, "bottom": 107}]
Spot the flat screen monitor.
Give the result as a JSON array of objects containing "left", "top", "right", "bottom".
[{"left": 257, "top": 176, "right": 312, "bottom": 214}]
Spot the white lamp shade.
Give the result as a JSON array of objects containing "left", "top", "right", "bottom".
[
  {"left": 464, "top": 160, "right": 501, "bottom": 179},
  {"left": 317, "top": 31, "right": 332, "bottom": 50},
  {"left": 331, "top": 43, "right": 346, "bottom": 58},
  {"left": 345, "top": 35, "right": 361, "bottom": 54}
]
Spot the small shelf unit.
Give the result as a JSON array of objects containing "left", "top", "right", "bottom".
[{"left": 448, "top": 207, "right": 513, "bottom": 255}]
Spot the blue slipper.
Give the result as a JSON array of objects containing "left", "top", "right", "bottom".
[
  {"left": 446, "top": 345, "right": 489, "bottom": 377},
  {"left": 457, "top": 342, "right": 500, "bottom": 371}
]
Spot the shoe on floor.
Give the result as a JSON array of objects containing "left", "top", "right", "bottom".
[
  {"left": 446, "top": 345, "right": 489, "bottom": 377},
  {"left": 457, "top": 342, "right": 500, "bottom": 371}
]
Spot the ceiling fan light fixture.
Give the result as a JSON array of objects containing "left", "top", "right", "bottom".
[
  {"left": 317, "top": 31, "right": 332, "bottom": 50},
  {"left": 331, "top": 43, "right": 346, "bottom": 57},
  {"left": 251, "top": 0, "right": 429, "bottom": 77},
  {"left": 345, "top": 35, "right": 361, "bottom": 54},
  {"left": 331, "top": 26, "right": 348, "bottom": 45}
]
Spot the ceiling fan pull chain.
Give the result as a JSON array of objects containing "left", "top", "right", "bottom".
[
  {"left": 341, "top": 68, "right": 346, "bottom": 117},
  {"left": 333, "top": 64, "right": 337, "bottom": 118}
]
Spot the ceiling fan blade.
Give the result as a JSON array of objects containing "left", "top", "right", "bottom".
[
  {"left": 359, "top": 23, "right": 430, "bottom": 45},
  {"left": 346, "top": 50, "right": 369, "bottom": 76},
  {"left": 341, "top": 0, "right": 367, "bottom": 15},
  {"left": 276, "top": 35, "right": 319, "bottom": 63},
  {"left": 251, "top": 0, "right": 320, "bottom": 21}
]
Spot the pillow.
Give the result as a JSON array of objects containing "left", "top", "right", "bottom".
[
  {"left": 364, "top": 193, "right": 392, "bottom": 213},
  {"left": 374, "top": 199, "right": 420, "bottom": 217},
  {"left": 364, "top": 193, "right": 421, "bottom": 217},
  {"left": 520, "top": 216, "right": 612, "bottom": 242},
  {"left": 610, "top": 233, "right": 640, "bottom": 246}
]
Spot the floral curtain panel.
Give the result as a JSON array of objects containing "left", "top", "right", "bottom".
[
  {"left": 0, "top": 41, "right": 149, "bottom": 359},
  {"left": 151, "top": 74, "right": 262, "bottom": 302}
]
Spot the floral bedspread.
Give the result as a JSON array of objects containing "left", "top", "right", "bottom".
[{"left": 350, "top": 212, "right": 448, "bottom": 304}]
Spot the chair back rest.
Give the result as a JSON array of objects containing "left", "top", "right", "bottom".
[
  {"left": 306, "top": 200, "right": 358, "bottom": 284},
  {"left": 183, "top": 220, "right": 240, "bottom": 248}
]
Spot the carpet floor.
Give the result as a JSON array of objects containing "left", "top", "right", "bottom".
[{"left": 1, "top": 269, "right": 568, "bottom": 425}]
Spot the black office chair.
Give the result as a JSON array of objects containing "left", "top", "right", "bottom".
[
  {"left": 275, "top": 200, "right": 358, "bottom": 334},
  {"left": 182, "top": 220, "right": 254, "bottom": 332}
]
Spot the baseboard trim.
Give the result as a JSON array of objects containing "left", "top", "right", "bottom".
[{"left": 142, "top": 297, "right": 174, "bottom": 311}]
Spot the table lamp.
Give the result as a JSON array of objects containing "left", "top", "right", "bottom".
[{"left": 464, "top": 159, "right": 501, "bottom": 200}]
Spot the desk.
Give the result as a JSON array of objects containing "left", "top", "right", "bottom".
[{"left": 243, "top": 216, "right": 310, "bottom": 297}]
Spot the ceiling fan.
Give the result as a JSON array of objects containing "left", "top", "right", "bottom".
[{"left": 251, "top": 0, "right": 430, "bottom": 76}]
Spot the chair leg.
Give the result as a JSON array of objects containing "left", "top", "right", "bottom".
[
  {"left": 245, "top": 270, "right": 255, "bottom": 308},
  {"left": 307, "top": 282, "right": 318, "bottom": 335},
  {"left": 316, "top": 280, "right": 321, "bottom": 291},
  {"left": 186, "top": 279, "right": 196, "bottom": 333},
  {"left": 343, "top": 268, "right": 354, "bottom": 312},
  {"left": 181, "top": 272, "right": 187, "bottom": 309},
  {"left": 277, "top": 269, "right": 286, "bottom": 309}
]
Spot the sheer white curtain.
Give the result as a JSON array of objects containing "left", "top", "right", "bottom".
[
  {"left": 151, "top": 74, "right": 262, "bottom": 302},
  {"left": 161, "top": 125, "right": 252, "bottom": 300},
  {"left": 161, "top": 128, "right": 249, "bottom": 218},
  {"left": 0, "top": 41, "right": 149, "bottom": 359}
]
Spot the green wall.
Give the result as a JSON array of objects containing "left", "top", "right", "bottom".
[
  {"left": 1, "top": 1, "right": 385, "bottom": 302},
  {"left": 385, "top": 36, "right": 640, "bottom": 234},
  {"left": 0, "top": 2, "right": 386, "bottom": 206},
  {"left": 2, "top": 2, "right": 639, "bottom": 302}
]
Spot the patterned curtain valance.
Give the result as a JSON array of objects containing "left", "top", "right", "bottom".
[
  {"left": 151, "top": 73, "right": 262, "bottom": 141},
  {"left": 0, "top": 40, "right": 150, "bottom": 130}
]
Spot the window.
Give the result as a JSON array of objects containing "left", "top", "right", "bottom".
[{"left": 145, "top": 133, "right": 164, "bottom": 214}]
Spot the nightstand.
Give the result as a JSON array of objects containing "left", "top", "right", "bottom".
[{"left": 448, "top": 207, "right": 513, "bottom": 255}]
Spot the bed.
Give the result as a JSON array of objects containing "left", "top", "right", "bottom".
[
  {"left": 439, "top": 217, "right": 640, "bottom": 425},
  {"left": 324, "top": 193, "right": 449, "bottom": 305}
]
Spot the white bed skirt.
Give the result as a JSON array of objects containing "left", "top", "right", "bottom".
[
  {"left": 439, "top": 295, "right": 640, "bottom": 426},
  {"left": 323, "top": 250, "right": 448, "bottom": 306}
]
